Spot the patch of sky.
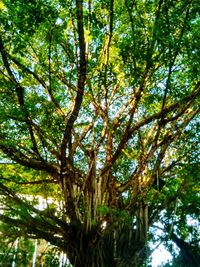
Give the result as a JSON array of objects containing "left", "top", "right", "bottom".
[
  {"left": 35, "top": 103, "right": 42, "bottom": 109},
  {"left": 151, "top": 244, "right": 173, "bottom": 267},
  {"left": 150, "top": 220, "right": 178, "bottom": 267},
  {"left": 55, "top": 18, "right": 63, "bottom": 25}
]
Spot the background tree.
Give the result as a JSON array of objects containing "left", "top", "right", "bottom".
[{"left": 0, "top": 0, "right": 199, "bottom": 266}]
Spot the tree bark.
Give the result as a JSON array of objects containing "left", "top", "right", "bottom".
[
  {"left": 171, "top": 233, "right": 200, "bottom": 267},
  {"left": 65, "top": 223, "right": 146, "bottom": 267}
]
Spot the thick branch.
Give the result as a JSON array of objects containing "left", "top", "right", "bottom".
[
  {"left": 60, "top": 0, "right": 86, "bottom": 171},
  {"left": 100, "top": 82, "right": 200, "bottom": 176},
  {"left": 0, "top": 142, "right": 59, "bottom": 176}
]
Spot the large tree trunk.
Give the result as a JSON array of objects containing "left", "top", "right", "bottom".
[
  {"left": 65, "top": 223, "right": 146, "bottom": 267},
  {"left": 171, "top": 233, "right": 200, "bottom": 267}
]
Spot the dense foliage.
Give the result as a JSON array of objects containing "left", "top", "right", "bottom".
[{"left": 0, "top": 0, "right": 199, "bottom": 266}]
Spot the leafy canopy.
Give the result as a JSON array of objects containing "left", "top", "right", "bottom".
[{"left": 0, "top": 0, "right": 199, "bottom": 266}]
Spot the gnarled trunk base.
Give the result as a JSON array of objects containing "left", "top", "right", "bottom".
[{"left": 66, "top": 223, "right": 147, "bottom": 267}]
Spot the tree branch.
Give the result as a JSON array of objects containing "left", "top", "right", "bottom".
[
  {"left": 0, "top": 141, "right": 59, "bottom": 176},
  {"left": 101, "top": 82, "right": 200, "bottom": 176},
  {"left": 0, "top": 35, "right": 42, "bottom": 158},
  {"left": 60, "top": 0, "right": 86, "bottom": 173}
]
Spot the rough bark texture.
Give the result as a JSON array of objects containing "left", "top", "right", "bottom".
[{"left": 65, "top": 223, "right": 146, "bottom": 267}]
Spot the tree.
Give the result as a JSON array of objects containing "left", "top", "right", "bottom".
[{"left": 0, "top": 0, "right": 199, "bottom": 266}]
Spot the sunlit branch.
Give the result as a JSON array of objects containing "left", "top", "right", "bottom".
[
  {"left": 103, "top": 0, "right": 114, "bottom": 110},
  {"left": 60, "top": 0, "right": 86, "bottom": 172},
  {"left": 71, "top": 123, "right": 93, "bottom": 153},
  {"left": 116, "top": 104, "right": 199, "bottom": 194}
]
